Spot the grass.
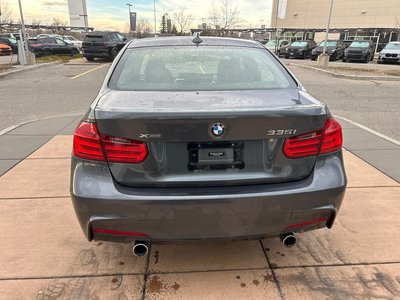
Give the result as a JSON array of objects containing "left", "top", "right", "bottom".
[{"left": 36, "top": 53, "right": 83, "bottom": 64}]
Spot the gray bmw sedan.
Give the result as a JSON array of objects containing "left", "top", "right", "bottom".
[{"left": 71, "top": 36, "right": 346, "bottom": 255}]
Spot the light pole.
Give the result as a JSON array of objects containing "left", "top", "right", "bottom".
[
  {"left": 274, "top": 0, "right": 280, "bottom": 54},
  {"left": 17, "top": 0, "right": 28, "bottom": 52},
  {"left": 153, "top": 0, "right": 157, "bottom": 35},
  {"left": 318, "top": 0, "right": 334, "bottom": 67},
  {"left": 127, "top": 3, "right": 132, "bottom": 35}
]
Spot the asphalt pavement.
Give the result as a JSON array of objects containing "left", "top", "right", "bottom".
[
  {"left": 0, "top": 61, "right": 110, "bottom": 133},
  {"left": 286, "top": 64, "right": 400, "bottom": 141}
]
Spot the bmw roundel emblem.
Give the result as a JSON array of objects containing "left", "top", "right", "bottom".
[{"left": 211, "top": 123, "right": 225, "bottom": 137}]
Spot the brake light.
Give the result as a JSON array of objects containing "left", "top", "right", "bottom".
[
  {"left": 73, "top": 122, "right": 105, "bottom": 161},
  {"left": 30, "top": 44, "right": 43, "bottom": 47},
  {"left": 73, "top": 121, "right": 148, "bottom": 164},
  {"left": 320, "top": 118, "right": 343, "bottom": 154},
  {"left": 283, "top": 118, "right": 342, "bottom": 158}
]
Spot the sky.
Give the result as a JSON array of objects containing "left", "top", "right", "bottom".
[{"left": 5, "top": 0, "right": 273, "bottom": 32}]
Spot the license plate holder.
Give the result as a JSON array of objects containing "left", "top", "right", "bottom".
[{"left": 188, "top": 142, "right": 244, "bottom": 171}]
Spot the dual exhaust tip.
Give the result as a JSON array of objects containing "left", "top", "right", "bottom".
[
  {"left": 132, "top": 241, "right": 149, "bottom": 257},
  {"left": 280, "top": 233, "right": 297, "bottom": 248},
  {"left": 132, "top": 234, "right": 296, "bottom": 258}
]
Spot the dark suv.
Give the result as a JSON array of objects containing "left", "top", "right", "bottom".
[
  {"left": 82, "top": 31, "right": 127, "bottom": 61},
  {"left": 285, "top": 40, "right": 317, "bottom": 59},
  {"left": 342, "top": 40, "right": 375, "bottom": 63},
  {"left": 311, "top": 40, "right": 346, "bottom": 61}
]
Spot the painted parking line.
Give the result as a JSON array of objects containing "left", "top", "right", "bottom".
[
  {"left": 71, "top": 64, "right": 106, "bottom": 80},
  {"left": 335, "top": 115, "right": 400, "bottom": 146}
]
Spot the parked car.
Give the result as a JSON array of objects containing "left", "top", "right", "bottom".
[
  {"left": 0, "top": 43, "right": 12, "bottom": 56},
  {"left": 29, "top": 37, "right": 80, "bottom": 56},
  {"left": 1, "top": 33, "right": 21, "bottom": 39},
  {"left": 311, "top": 40, "right": 346, "bottom": 61},
  {"left": 71, "top": 36, "right": 346, "bottom": 255},
  {"left": 0, "top": 37, "right": 18, "bottom": 54},
  {"left": 37, "top": 34, "right": 83, "bottom": 50},
  {"left": 264, "top": 39, "right": 290, "bottom": 56},
  {"left": 62, "top": 35, "right": 83, "bottom": 50},
  {"left": 82, "top": 31, "right": 127, "bottom": 61},
  {"left": 285, "top": 40, "right": 317, "bottom": 59},
  {"left": 343, "top": 40, "right": 353, "bottom": 49},
  {"left": 378, "top": 42, "right": 400, "bottom": 64},
  {"left": 342, "top": 40, "right": 375, "bottom": 63}
]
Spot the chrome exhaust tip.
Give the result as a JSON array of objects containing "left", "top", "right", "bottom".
[
  {"left": 132, "top": 241, "right": 149, "bottom": 257},
  {"left": 280, "top": 233, "right": 297, "bottom": 248}
]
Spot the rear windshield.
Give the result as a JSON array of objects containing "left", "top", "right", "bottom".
[
  {"left": 290, "top": 41, "right": 307, "bottom": 47},
  {"left": 109, "top": 46, "right": 295, "bottom": 91},
  {"left": 85, "top": 35, "right": 105, "bottom": 41},
  {"left": 350, "top": 41, "right": 370, "bottom": 48}
]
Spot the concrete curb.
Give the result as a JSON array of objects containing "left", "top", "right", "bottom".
[
  {"left": 289, "top": 63, "right": 400, "bottom": 81},
  {"left": 0, "top": 61, "right": 59, "bottom": 78}
]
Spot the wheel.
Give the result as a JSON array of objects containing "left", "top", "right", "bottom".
[
  {"left": 44, "top": 50, "right": 52, "bottom": 56},
  {"left": 71, "top": 49, "right": 79, "bottom": 56},
  {"left": 285, "top": 54, "right": 289, "bottom": 59},
  {"left": 342, "top": 58, "right": 347, "bottom": 62},
  {"left": 110, "top": 48, "right": 119, "bottom": 60},
  {"left": 86, "top": 56, "right": 94, "bottom": 61},
  {"left": 277, "top": 50, "right": 281, "bottom": 57},
  {"left": 377, "top": 60, "right": 382, "bottom": 64}
]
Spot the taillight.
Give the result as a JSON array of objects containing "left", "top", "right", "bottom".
[
  {"left": 73, "top": 122, "right": 105, "bottom": 161},
  {"left": 100, "top": 135, "right": 148, "bottom": 164},
  {"left": 283, "top": 118, "right": 342, "bottom": 159},
  {"left": 73, "top": 121, "right": 148, "bottom": 164},
  {"left": 320, "top": 118, "right": 343, "bottom": 154}
]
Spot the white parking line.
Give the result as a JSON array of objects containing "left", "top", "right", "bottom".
[
  {"left": 71, "top": 64, "right": 106, "bottom": 80},
  {"left": 335, "top": 115, "right": 400, "bottom": 146}
]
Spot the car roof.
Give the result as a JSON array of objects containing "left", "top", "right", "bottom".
[
  {"left": 388, "top": 41, "right": 400, "bottom": 44},
  {"left": 87, "top": 31, "right": 119, "bottom": 35},
  {"left": 127, "top": 36, "right": 264, "bottom": 49}
]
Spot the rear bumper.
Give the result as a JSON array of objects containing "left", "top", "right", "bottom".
[
  {"left": 82, "top": 48, "right": 110, "bottom": 58},
  {"left": 71, "top": 151, "right": 347, "bottom": 243}
]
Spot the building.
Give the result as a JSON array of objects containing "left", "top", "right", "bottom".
[{"left": 270, "top": 0, "right": 400, "bottom": 50}]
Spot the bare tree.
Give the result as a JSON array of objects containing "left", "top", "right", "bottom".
[
  {"left": 0, "top": 0, "right": 13, "bottom": 24},
  {"left": 136, "top": 18, "right": 153, "bottom": 38},
  {"left": 208, "top": 0, "right": 241, "bottom": 29},
  {"left": 50, "top": 18, "right": 68, "bottom": 34},
  {"left": 31, "top": 19, "right": 43, "bottom": 35},
  {"left": 173, "top": 8, "right": 195, "bottom": 34}
]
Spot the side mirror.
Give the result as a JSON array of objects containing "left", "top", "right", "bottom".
[{"left": 123, "top": 37, "right": 127, "bottom": 42}]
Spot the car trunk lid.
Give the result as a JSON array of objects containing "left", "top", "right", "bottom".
[{"left": 95, "top": 89, "right": 327, "bottom": 187}]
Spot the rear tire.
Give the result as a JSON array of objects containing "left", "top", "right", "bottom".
[
  {"left": 44, "top": 50, "right": 52, "bottom": 56},
  {"left": 86, "top": 56, "right": 94, "bottom": 61},
  {"left": 342, "top": 58, "right": 347, "bottom": 62},
  {"left": 110, "top": 48, "right": 118, "bottom": 60},
  {"left": 71, "top": 49, "right": 79, "bottom": 56}
]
